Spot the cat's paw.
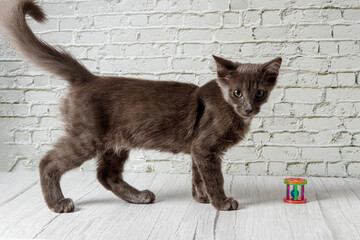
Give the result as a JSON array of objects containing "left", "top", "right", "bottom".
[
  {"left": 192, "top": 190, "right": 210, "bottom": 204},
  {"left": 136, "top": 189, "right": 156, "bottom": 204},
  {"left": 50, "top": 198, "right": 75, "bottom": 213},
  {"left": 212, "top": 197, "right": 238, "bottom": 211}
]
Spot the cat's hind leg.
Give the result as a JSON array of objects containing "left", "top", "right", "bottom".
[
  {"left": 39, "top": 135, "right": 96, "bottom": 213},
  {"left": 192, "top": 158, "right": 210, "bottom": 204},
  {"left": 97, "top": 149, "right": 155, "bottom": 204}
]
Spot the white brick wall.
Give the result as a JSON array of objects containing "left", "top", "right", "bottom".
[{"left": 0, "top": 0, "right": 359, "bottom": 177}]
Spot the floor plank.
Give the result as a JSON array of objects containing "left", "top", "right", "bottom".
[
  {"left": 0, "top": 172, "right": 359, "bottom": 240},
  {"left": 0, "top": 172, "right": 38, "bottom": 205}
]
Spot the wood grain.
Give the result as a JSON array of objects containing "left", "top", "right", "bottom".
[{"left": 0, "top": 172, "right": 359, "bottom": 239}]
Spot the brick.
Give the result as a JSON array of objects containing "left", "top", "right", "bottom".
[
  {"left": 251, "top": 0, "right": 285, "bottom": 8},
  {"left": 129, "top": 15, "right": 148, "bottom": 27},
  {"left": 331, "top": 56, "right": 360, "bottom": 70},
  {"left": 302, "top": 148, "right": 340, "bottom": 161},
  {"left": 172, "top": 58, "right": 208, "bottom": 70},
  {"left": 282, "top": 9, "right": 303, "bottom": 22},
  {"left": 223, "top": 12, "right": 241, "bottom": 26},
  {"left": 225, "top": 147, "right": 258, "bottom": 161},
  {"left": 306, "top": 162, "right": 326, "bottom": 176},
  {"left": 342, "top": 10, "right": 360, "bottom": 21},
  {"left": 247, "top": 162, "right": 267, "bottom": 175},
  {"left": 319, "top": 42, "right": 338, "bottom": 54},
  {"left": 75, "top": 1, "right": 112, "bottom": 14},
  {"left": 60, "top": 17, "right": 94, "bottom": 31},
  {"left": 182, "top": 44, "right": 202, "bottom": 56},
  {"left": 333, "top": 25, "right": 360, "bottom": 38},
  {"left": 341, "top": 147, "right": 360, "bottom": 161},
  {"left": 40, "top": 32, "right": 74, "bottom": 44},
  {"left": 253, "top": 26, "right": 291, "bottom": 40},
  {"left": 0, "top": 77, "right": 16, "bottom": 88},
  {"left": 148, "top": 14, "right": 165, "bottom": 26},
  {"left": 99, "top": 58, "right": 169, "bottom": 73},
  {"left": 208, "top": 0, "right": 230, "bottom": 10},
  {"left": 262, "top": 147, "right": 297, "bottom": 160},
  {"left": 111, "top": 29, "right": 138, "bottom": 43},
  {"left": 317, "top": 74, "right": 336, "bottom": 87},
  {"left": 14, "top": 131, "right": 31, "bottom": 143},
  {"left": 344, "top": 118, "right": 360, "bottom": 130},
  {"left": 299, "top": 42, "right": 318, "bottom": 55},
  {"left": 285, "top": 88, "right": 323, "bottom": 102},
  {"left": 178, "top": 29, "right": 213, "bottom": 42},
  {"left": 32, "top": 130, "right": 50, "bottom": 143},
  {"left": 76, "top": 31, "right": 108, "bottom": 45},
  {"left": 166, "top": 14, "right": 184, "bottom": 26},
  {"left": 171, "top": 159, "right": 191, "bottom": 173},
  {"left": 303, "top": 10, "right": 341, "bottom": 23},
  {"left": 327, "top": 162, "right": 346, "bottom": 177},
  {"left": 25, "top": 91, "right": 58, "bottom": 103},
  {"left": 0, "top": 90, "right": 23, "bottom": 102},
  {"left": 0, "top": 104, "right": 28, "bottom": 116},
  {"left": 338, "top": 41, "right": 359, "bottom": 55},
  {"left": 138, "top": 29, "right": 176, "bottom": 42},
  {"left": 327, "top": 88, "right": 360, "bottom": 101},
  {"left": 262, "top": 117, "right": 300, "bottom": 131},
  {"left": 296, "top": 73, "right": 318, "bottom": 87},
  {"left": 252, "top": 132, "right": 270, "bottom": 143},
  {"left": 268, "top": 162, "right": 286, "bottom": 175},
  {"left": 287, "top": 163, "right": 305, "bottom": 176},
  {"left": 303, "top": 118, "right": 341, "bottom": 130},
  {"left": 289, "top": 57, "right": 328, "bottom": 72},
  {"left": 39, "top": 117, "right": 63, "bottom": 129},
  {"left": 202, "top": 43, "right": 220, "bottom": 55},
  {"left": 262, "top": 11, "right": 281, "bottom": 25},
  {"left": 31, "top": 105, "right": 59, "bottom": 116},
  {"left": 214, "top": 28, "right": 252, "bottom": 41},
  {"left": 230, "top": 0, "right": 248, "bottom": 9},
  {"left": 184, "top": 13, "right": 221, "bottom": 27},
  {"left": 293, "top": 25, "right": 332, "bottom": 39},
  {"left": 347, "top": 163, "right": 360, "bottom": 177},
  {"left": 188, "top": 0, "right": 209, "bottom": 11},
  {"left": 334, "top": 103, "right": 358, "bottom": 117},
  {"left": 243, "top": 11, "right": 261, "bottom": 26},
  {"left": 225, "top": 162, "right": 246, "bottom": 175}
]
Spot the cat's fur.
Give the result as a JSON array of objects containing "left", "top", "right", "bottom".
[{"left": 0, "top": 0, "right": 282, "bottom": 212}]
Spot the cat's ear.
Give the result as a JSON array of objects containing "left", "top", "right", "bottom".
[
  {"left": 261, "top": 57, "right": 282, "bottom": 87},
  {"left": 213, "top": 55, "right": 237, "bottom": 81}
]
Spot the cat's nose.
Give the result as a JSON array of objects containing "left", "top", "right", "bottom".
[{"left": 245, "top": 108, "right": 253, "bottom": 114}]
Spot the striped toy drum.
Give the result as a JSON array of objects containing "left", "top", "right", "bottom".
[{"left": 283, "top": 178, "right": 307, "bottom": 204}]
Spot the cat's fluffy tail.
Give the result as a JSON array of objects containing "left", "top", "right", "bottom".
[{"left": 0, "top": 0, "right": 94, "bottom": 84}]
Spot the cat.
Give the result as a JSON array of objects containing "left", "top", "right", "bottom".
[{"left": 0, "top": 0, "right": 282, "bottom": 212}]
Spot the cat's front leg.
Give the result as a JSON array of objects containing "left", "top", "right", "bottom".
[
  {"left": 191, "top": 147, "right": 238, "bottom": 211},
  {"left": 192, "top": 158, "right": 210, "bottom": 203}
]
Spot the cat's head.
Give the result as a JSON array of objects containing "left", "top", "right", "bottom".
[{"left": 213, "top": 55, "right": 282, "bottom": 119}]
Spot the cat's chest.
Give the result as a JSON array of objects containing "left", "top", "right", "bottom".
[{"left": 215, "top": 119, "right": 250, "bottom": 152}]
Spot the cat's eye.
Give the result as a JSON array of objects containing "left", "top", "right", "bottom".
[
  {"left": 233, "top": 90, "right": 242, "bottom": 98},
  {"left": 255, "top": 90, "right": 264, "bottom": 98}
]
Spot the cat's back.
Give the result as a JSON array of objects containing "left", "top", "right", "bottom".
[{"left": 91, "top": 77, "right": 198, "bottom": 101}]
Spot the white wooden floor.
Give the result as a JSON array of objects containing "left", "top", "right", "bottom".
[{"left": 0, "top": 172, "right": 360, "bottom": 240}]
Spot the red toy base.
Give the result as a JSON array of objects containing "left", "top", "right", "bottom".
[{"left": 283, "top": 198, "right": 307, "bottom": 204}]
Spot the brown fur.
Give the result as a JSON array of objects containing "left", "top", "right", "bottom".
[{"left": 0, "top": 0, "right": 282, "bottom": 212}]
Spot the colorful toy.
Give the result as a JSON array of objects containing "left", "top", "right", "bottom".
[{"left": 283, "top": 178, "right": 307, "bottom": 204}]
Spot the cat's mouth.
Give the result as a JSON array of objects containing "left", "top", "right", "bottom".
[{"left": 235, "top": 107, "right": 259, "bottom": 119}]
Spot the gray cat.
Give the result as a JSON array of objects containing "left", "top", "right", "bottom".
[{"left": 0, "top": 0, "right": 282, "bottom": 212}]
